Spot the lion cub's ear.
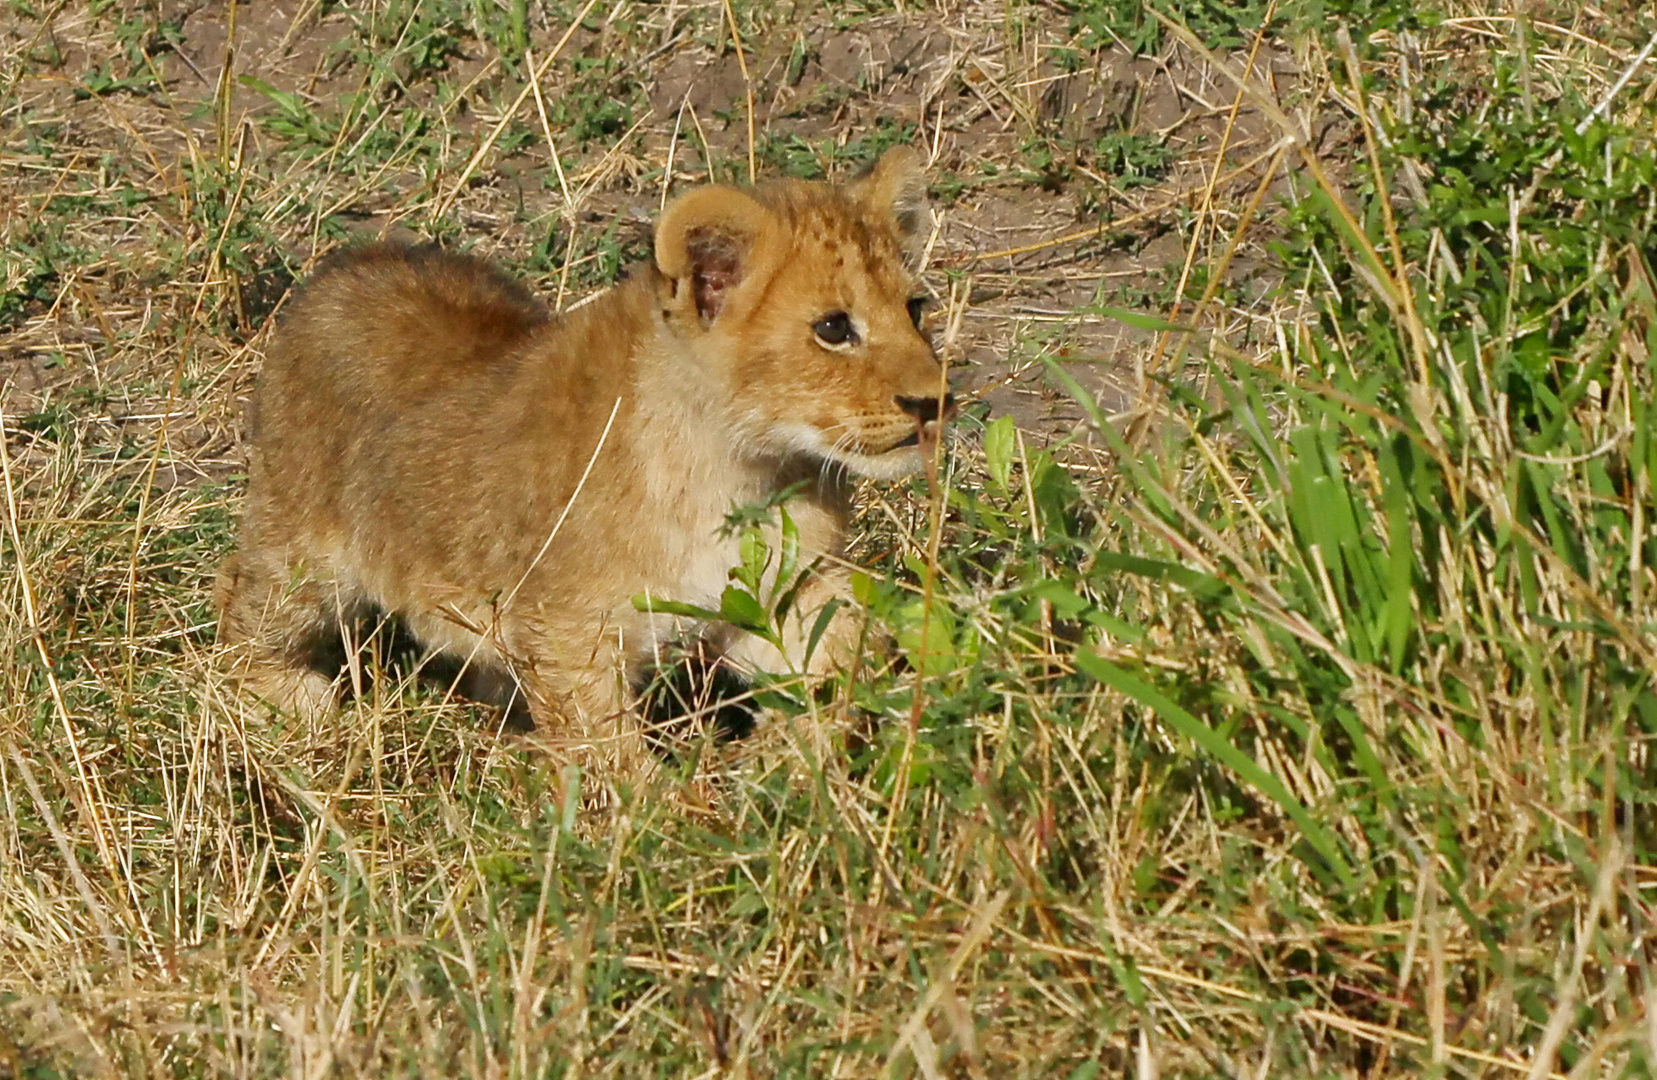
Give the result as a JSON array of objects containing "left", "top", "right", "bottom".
[
  {"left": 854, "top": 145, "right": 931, "bottom": 248},
  {"left": 656, "top": 187, "right": 774, "bottom": 324}
]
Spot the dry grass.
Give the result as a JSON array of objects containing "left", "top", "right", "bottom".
[{"left": 3, "top": 0, "right": 1656, "bottom": 1075}]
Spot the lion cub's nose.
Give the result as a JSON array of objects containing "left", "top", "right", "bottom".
[{"left": 896, "top": 393, "right": 954, "bottom": 424}]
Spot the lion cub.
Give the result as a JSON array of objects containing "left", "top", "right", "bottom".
[{"left": 217, "top": 147, "right": 952, "bottom": 770}]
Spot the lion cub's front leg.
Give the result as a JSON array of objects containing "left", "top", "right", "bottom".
[{"left": 511, "top": 623, "right": 654, "bottom": 774}]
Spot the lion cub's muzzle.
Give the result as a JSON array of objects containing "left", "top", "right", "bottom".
[
  {"left": 896, "top": 392, "right": 954, "bottom": 425},
  {"left": 891, "top": 391, "right": 956, "bottom": 448}
]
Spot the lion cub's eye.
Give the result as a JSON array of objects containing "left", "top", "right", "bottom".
[
  {"left": 906, "top": 296, "right": 930, "bottom": 329},
  {"left": 813, "top": 311, "right": 857, "bottom": 346}
]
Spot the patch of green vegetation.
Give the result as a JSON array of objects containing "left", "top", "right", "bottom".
[
  {"left": 1, "top": 225, "right": 88, "bottom": 328},
  {"left": 1061, "top": 0, "right": 1437, "bottom": 57},
  {"left": 550, "top": 56, "right": 644, "bottom": 144},
  {"left": 1033, "top": 36, "right": 1657, "bottom": 1038},
  {"left": 69, "top": 6, "right": 177, "bottom": 97},
  {"left": 758, "top": 118, "right": 919, "bottom": 180},
  {"left": 1027, "top": 128, "right": 1175, "bottom": 196},
  {"left": 1062, "top": 0, "right": 1165, "bottom": 55},
  {"left": 1092, "top": 131, "right": 1175, "bottom": 187}
]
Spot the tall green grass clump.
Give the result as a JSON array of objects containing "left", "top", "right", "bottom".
[
  {"left": 794, "top": 40, "right": 1657, "bottom": 1057},
  {"left": 943, "top": 27, "right": 1657, "bottom": 1071}
]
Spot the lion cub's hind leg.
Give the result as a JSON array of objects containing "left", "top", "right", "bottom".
[
  {"left": 215, "top": 548, "right": 360, "bottom": 720},
  {"left": 393, "top": 609, "right": 537, "bottom": 730}
]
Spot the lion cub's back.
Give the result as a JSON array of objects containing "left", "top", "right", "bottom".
[
  {"left": 263, "top": 244, "right": 547, "bottom": 402},
  {"left": 246, "top": 244, "right": 549, "bottom": 536}
]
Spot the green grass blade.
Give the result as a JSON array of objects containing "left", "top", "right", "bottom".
[{"left": 1073, "top": 651, "right": 1357, "bottom": 890}]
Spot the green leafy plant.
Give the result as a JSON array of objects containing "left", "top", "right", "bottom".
[
  {"left": 1092, "top": 131, "right": 1174, "bottom": 187},
  {"left": 632, "top": 497, "right": 833, "bottom": 670}
]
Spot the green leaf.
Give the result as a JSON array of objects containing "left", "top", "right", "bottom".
[
  {"left": 719, "top": 584, "right": 770, "bottom": 633},
  {"left": 804, "top": 598, "right": 843, "bottom": 667},
  {"left": 1377, "top": 443, "right": 1416, "bottom": 673},
  {"left": 984, "top": 415, "right": 1017, "bottom": 494},
  {"left": 896, "top": 599, "right": 957, "bottom": 678},
  {"left": 1083, "top": 609, "right": 1147, "bottom": 644},
  {"left": 776, "top": 504, "right": 800, "bottom": 587},
  {"left": 737, "top": 526, "right": 769, "bottom": 593},
  {"left": 1092, "top": 550, "right": 1226, "bottom": 600},
  {"left": 850, "top": 571, "right": 878, "bottom": 607},
  {"left": 1024, "top": 579, "right": 1091, "bottom": 618},
  {"left": 1043, "top": 358, "right": 1110, "bottom": 433},
  {"left": 1101, "top": 942, "right": 1147, "bottom": 1008},
  {"left": 631, "top": 594, "right": 722, "bottom": 621},
  {"left": 1089, "top": 305, "right": 1186, "bottom": 332},
  {"left": 728, "top": 888, "right": 767, "bottom": 918},
  {"left": 1305, "top": 185, "right": 1400, "bottom": 312}
]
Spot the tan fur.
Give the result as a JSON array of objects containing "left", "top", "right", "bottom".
[{"left": 216, "top": 148, "right": 951, "bottom": 771}]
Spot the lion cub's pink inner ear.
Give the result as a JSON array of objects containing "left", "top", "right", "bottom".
[
  {"left": 655, "top": 186, "right": 773, "bottom": 324},
  {"left": 685, "top": 226, "right": 743, "bottom": 321}
]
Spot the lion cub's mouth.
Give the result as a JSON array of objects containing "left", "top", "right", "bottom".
[
  {"left": 854, "top": 422, "right": 944, "bottom": 472},
  {"left": 878, "top": 415, "right": 948, "bottom": 454},
  {"left": 861, "top": 425, "right": 929, "bottom": 458},
  {"left": 783, "top": 414, "right": 948, "bottom": 480}
]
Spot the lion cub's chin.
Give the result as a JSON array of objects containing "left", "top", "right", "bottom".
[
  {"left": 772, "top": 422, "right": 937, "bottom": 481},
  {"left": 829, "top": 444, "right": 927, "bottom": 481},
  {"left": 835, "top": 447, "right": 927, "bottom": 480}
]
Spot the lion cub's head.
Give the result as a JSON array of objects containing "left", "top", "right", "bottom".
[{"left": 654, "top": 147, "right": 952, "bottom": 479}]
